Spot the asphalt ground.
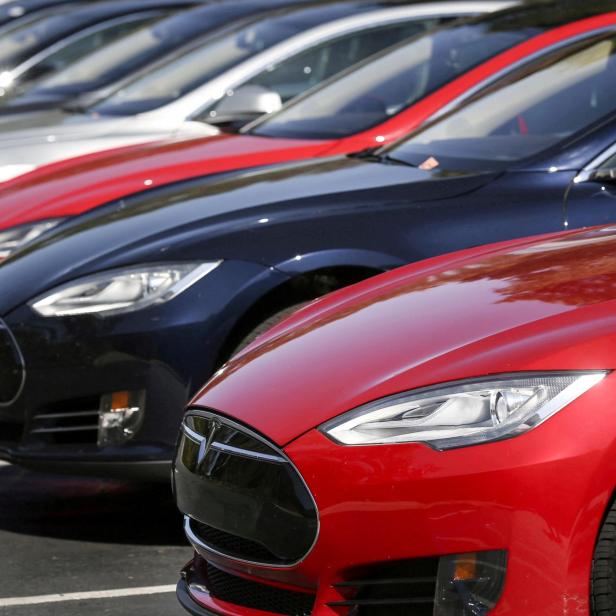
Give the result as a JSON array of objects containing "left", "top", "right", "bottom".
[{"left": 0, "top": 462, "right": 192, "bottom": 616}]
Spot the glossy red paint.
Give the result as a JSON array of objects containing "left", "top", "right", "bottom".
[
  {"left": 185, "top": 224, "right": 616, "bottom": 614},
  {"left": 3, "top": 11, "right": 616, "bottom": 231}
]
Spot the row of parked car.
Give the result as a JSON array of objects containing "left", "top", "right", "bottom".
[{"left": 2, "top": 0, "right": 616, "bottom": 613}]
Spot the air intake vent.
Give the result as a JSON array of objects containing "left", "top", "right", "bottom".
[
  {"left": 28, "top": 396, "right": 100, "bottom": 445},
  {"left": 328, "top": 558, "right": 439, "bottom": 615},
  {"left": 206, "top": 562, "right": 315, "bottom": 616}
]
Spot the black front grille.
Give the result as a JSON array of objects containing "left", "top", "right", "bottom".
[
  {"left": 175, "top": 410, "right": 318, "bottom": 566},
  {"left": 0, "top": 322, "right": 24, "bottom": 405},
  {"left": 206, "top": 563, "right": 315, "bottom": 616},
  {"left": 328, "top": 558, "right": 439, "bottom": 615},
  {"left": 193, "top": 521, "right": 278, "bottom": 563}
]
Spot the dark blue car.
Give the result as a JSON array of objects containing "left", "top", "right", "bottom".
[{"left": 2, "top": 9, "right": 616, "bottom": 480}]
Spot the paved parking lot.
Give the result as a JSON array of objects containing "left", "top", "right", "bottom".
[{"left": 0, "top": 462, "right": 191, "bottom": 616}]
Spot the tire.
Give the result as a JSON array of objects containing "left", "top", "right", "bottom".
[
  {"left": 592, "top": 503, "right": 616, "bottom": 614},
  {"left": 229, "top": 302, "right": 307, "bottom": 358}
]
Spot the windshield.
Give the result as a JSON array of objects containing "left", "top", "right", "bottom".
[
  {"left": 388, "top": 31, "right": 616, "bottom": 171},
  {"left": 0, "top": 5, "right": 76, "bottom": 67},
  {"left": 0, "top": 12, "right": 163, "bottom": 94},
  {"left": 252, "top": 17, "right": 541, "bottom": 140},
  {"left": 29, "top": 3, "right": 267, "bottom": 95},
  {"left": 91, "top": 3, "right": 368, "bottom": 117},
  {"left": 16, "top": 9, "right": 187, "bottom": 97}
]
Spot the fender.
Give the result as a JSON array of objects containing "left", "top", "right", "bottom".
[{"left": 273, "top": 248, "right": 405, "bottom": 276}]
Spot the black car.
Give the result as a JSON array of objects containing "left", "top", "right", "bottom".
[{"left": 2, "top": 0, "right": 616, "bottom": 480}]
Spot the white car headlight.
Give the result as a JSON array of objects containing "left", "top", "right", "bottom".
[
  {"left": 31, "top": 262, "right": 221, "bottom": 317},
  {"left": 0, "top": 219, "right": 64, "bottom": 260},
  {"left": 322, "top": 372, "right": 607, "bottom": 450}
]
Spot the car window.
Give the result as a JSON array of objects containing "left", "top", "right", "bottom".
[
  {"left": 199, "top": 18, "right": 440, "bottom": 119},
  {"left": 388, "top": 32, "right": 616, "bottom": 171},
  {"left": 251, "top": 19, "right": 541, "bottom": 140},
  {"left": 90, "top": 4, "right": 429, "bottom": 117},
  {"left": 15, "top": 13, "right": 163, "bottom": 85},
  {"left": 0, "top": 5, "right": 77, "bottom": 66},
  {"left": 91, "top": 16, "right": 314, "bottom": 116}
]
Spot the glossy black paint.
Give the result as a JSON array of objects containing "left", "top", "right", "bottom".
[
  {"left": 4, "top": 76, "right": 616, "bottom": 479},
  {"left": 0, "top": 320, "right": 24, "bottom": 405}
]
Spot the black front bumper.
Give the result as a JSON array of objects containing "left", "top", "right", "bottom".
[
  {"left": 0, "top": 259, "right": 280, "bottom": 480},
  {"left": 177, "top": 579, "right": 219, "bottom": 616},
  {"left": 0, "top": 300, "right": 218, "bottom": 480},
  {"left": 0, "top": 448, "right": 172, "bottom": 481}
]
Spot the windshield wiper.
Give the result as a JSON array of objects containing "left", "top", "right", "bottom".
[{"left": 348, "top": 148, "right": 418, "bottom": 168}]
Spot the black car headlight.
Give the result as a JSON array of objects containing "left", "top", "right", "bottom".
[
  {"left": 31, "top": 261, "right": 222, "bottom": 317},
  {"left": 321, "top": 372, "right": 606, "bottom": 450}
]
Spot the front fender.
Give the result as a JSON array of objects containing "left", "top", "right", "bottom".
[{"left": 274, "top": 248, "right": 404, "bottom": 275}]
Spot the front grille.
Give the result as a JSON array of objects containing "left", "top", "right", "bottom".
[
  {"left": 206, "top": 563, "right": 315, "bottom": 616},
  {"left": 27, "top": 396, "right": 100, "bottom": 445},
  {"left": 175, "top": 410, "right": 318, "bottom": 567},
  {"left": 328, "top": 558, "right": 439, "bottom": 615},
  {"left": 0, "top": 321, "right": 24, "bottom": 405},
  {"left": 192, "top": 521, "right": 278, "bottom": 563}
]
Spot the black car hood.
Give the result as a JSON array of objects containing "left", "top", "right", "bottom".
[{"left": 0, "top": 157, "right": 498, "bottom": 315}]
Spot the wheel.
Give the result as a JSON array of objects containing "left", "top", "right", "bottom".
[
  {"left": 592, "top": 502, "right": 616, "bottom": 614},
  {"left": 229, "top": 302, "right": 307, "bottom": 358}
]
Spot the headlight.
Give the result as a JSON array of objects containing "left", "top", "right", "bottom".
[
  {"left": 31, "top": 261, "right": 221, "bottom": 317},
  {"left": 0, "top": 219, "right": 64, "bottom": 260},
  {"left": 322, "top": 372, "right": 607, "bottom": 450}
]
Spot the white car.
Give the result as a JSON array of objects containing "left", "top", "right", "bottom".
[{"left": 0, "top": 0, "right": 512, "bottom": 181}]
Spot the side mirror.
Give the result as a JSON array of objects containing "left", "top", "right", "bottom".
[{"left": 208, "top": 85, "right": 283, "bottom": 131}]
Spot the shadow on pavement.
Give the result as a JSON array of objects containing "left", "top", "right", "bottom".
[{"left": 0, "top": 465, "right": 186, "bottom": 546}]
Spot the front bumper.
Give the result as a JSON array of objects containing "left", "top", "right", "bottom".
[
  {"left": 177, "top": 383, "right": 616, "bottom": 615},
  {"left": 0, "top": 260, "right": 283, "bottom": 479}
]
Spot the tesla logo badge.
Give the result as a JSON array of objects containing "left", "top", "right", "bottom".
[{"left": 196, "top": 419, "right": 220, "bottom": 473}]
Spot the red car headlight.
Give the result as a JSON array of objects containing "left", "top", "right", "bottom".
[{"left": 321, "top": 372, "right": 607, "bottom": 450}]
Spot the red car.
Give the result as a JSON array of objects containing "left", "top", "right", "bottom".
[
  {"left": 0, "top": 4, "right": 614, "bottom": 257},
  {"left": 174, "top": 222, "right": 616, "bottom": 615}
]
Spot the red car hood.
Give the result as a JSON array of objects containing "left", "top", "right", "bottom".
[
  {"left": 0, "top": 133, "right": 334, "bottom": 229},
  {"left": 195, "top": 226, "right": 616, "bottom": 445}
]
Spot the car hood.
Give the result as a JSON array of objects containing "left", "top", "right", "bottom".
[
  {"left": 194, "top": 225, "right": 616, "bottom": 445},
  {"left": 0, "top": 157, "right": 497, "bottom": 315},
  {"left": 0, "top": 111, "right": 218, "bottom": 174},
  {"left": 0, "top": 134, "right": 334, "bottom": 228}
]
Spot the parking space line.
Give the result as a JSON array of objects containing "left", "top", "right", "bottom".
[
  {"left": 0, "top": 462, "right": 9, "bottom": 467},
  {"left": 0, "top": 585, "right": 176, "bottom": 607}
]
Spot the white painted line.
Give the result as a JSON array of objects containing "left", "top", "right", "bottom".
[
  {"left": 0, "top": 585, "right": 176, "bottom": 607},
  {"left": 0, "top": 461, "right": 10, "bottom": 467}
]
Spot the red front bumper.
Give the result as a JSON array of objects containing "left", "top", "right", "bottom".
[{"left": 179, "top": 384, "right": 616, "bottom": 615}]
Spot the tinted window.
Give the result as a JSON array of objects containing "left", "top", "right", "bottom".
[
  {"left": 11, "top": 13, "right": 162, "bottom": 88},
  {"left": 200, "top": 19, "right": 437, "bottom": 120},
  {"left": 388, "top": 32, "right": 616, "bottom": 171},
  {"left": 91, "top": 2, "right": 397, "bottom": 117},
  {"left": 30, "top": 3, "right": 283, "bottom": 95},
  {"left": 252, "top": 18, "right": 540, "bottom": 140}
]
